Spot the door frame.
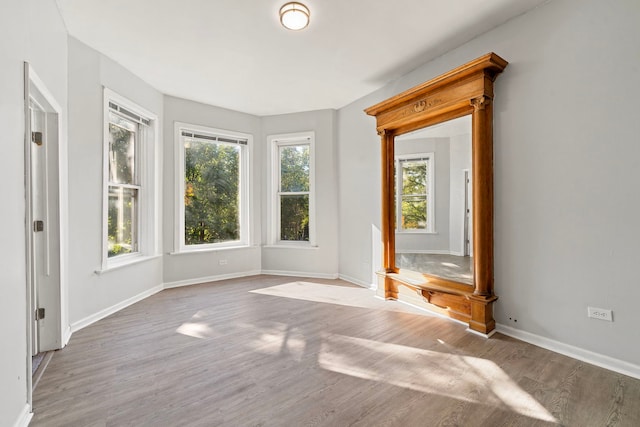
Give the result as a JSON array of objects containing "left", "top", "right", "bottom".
[
  {"left": 462, "top": 169, "right": 472, "bottom": 257},
  {"left": 24, "top": 62, "right": 68, "bottom": 408}
]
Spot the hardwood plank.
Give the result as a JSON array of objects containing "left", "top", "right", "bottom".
[{"left": 31, "top": 275, "right": 640, "bottom": 426}]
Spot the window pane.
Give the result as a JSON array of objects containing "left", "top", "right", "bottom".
[
  {"left": 108, "top": 186, "right": 138, "bottom": 257},
  {"left": 402, "top": 160, "right": 427, "bottom": 195},
  {"left": 401, "top": 195, "right": 427, "bottom": 230},
  {"left": 280, "top": 145, "right": 309, "bottom": 192},
  {"left": 184, "top": 140, "right": 241, "bottom": 245},
  {"left": 109, "top": 112, "right": 137, "bottom": 184},
  {"left": 280, "top": 194, "right": 309, "bottom": 241}
]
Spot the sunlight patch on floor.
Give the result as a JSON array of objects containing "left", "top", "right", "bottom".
[
  {"left": 319, "top": 333, "right": 558, "bottom": 423},
  {"left": 250, "top": 281, "right": 432, "bottom": 316},
  {"left": 245, "top": 322, "right": 307, "bottom": 361},
  {"left": 175, "top": 310, "right": 218, "bottom": 339}
]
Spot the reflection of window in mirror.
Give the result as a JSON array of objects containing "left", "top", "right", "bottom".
[{"left": 395, "top": 153, "right": 434, "bottom": 233}]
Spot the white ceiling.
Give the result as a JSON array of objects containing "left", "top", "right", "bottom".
[{"left": 56, "top": 0, "right": 547, "bottom": 116}]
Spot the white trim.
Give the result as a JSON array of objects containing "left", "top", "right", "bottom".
[
  {"left": 163, "top": 270, "right": 262, "bottom": 289},
  {"left": 267, "top": 131, "right": 316, "bottom": 246},
  {"left": 23, "top": 61, "right": 34, "bottom": 415},
  {"left": 70, "top": 285, "right": 163, "bottom": 333},
  {"left": 94, "top": 254, "right": 162, "bottom": 275},
  {"left": 174, "top": 122, "right": 253, "bottom": 252},
  {"left": 11, "top": 404, "right": 33, "bottom": 427},
  {"left": 496, "top": 324, "right": 640, "bottom": 380},
  {"left": 261, "top": 270, "right": 338, "bottom": 279},
  {"left": 466, "top": 327, "right": 497, "bottom": 339},
  {"left": 338, "top": 274, "right": 376, "bottom": 290},
  {"left": 62, "top": 326, "right": 71, "bottom": 346},
  {"left": 168, "top": 244, "right": 257, "bottom": 256},
  {"left": 24, "top": 62, "right": 68, "bottom": 411},
  {"left": 165, "top": 270, "right": 338, "bottom": 289},
  {"left": 102, "top": 88, "right": 160, "bottom": 270}
]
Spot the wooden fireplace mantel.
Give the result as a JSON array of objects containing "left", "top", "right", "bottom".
[{"left": 365, "top": 53, "right": 507, "bottom": 334}]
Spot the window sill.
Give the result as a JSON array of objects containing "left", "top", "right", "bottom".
[
  {"left": 169, "top": 244, "right": 257, "bottom": 256},
  {"left": 95, "top": 254, "right": 162, "bottom": 275}
]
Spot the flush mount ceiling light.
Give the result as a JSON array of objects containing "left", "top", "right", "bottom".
[{"left": 279, "top": 2, "right": 310, "bottom": 31}]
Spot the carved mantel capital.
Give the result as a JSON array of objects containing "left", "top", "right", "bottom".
[
  {"left": 377, "top": 128, "right": 388, "bottom": 137},
  {"left": 470, "top": 96, "right": 491, "bottom": 111}
]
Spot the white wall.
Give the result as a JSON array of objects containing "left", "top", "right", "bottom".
[
  {"left": 0, "top": 0, "right": 67, "bottom": 425},
  {"left": 448, "top": 133, "right": 472, "bottom": 255},
  {"left": 66, "top": 37, "right": 164, "bottom": 325},
  {"left": 338, "top": 0, "right": 640, "bottom": 365},
  {"left": 162, "top": 96, "right": 262, "bottom": 285},
  {"left": 261, "top": 110, "right": 339, "bottom": 277}
]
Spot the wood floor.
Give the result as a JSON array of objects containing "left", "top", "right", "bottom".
[{"left": 32, "top": 275, "right": 640, "bottom": 426}]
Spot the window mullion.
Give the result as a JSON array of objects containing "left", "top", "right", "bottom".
[
  {"left": 108, "top": 183, "right": 141, "bottom": 190},
  {"left": 277, "top": 191, "right": 309, "bottom": 196}
]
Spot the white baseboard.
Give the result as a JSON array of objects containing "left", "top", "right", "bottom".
[
  {"left": 62, "top": 326, "right": 71, "bottom": 347},
  {"left": 12, "top": 404, "right": 32, "bottom": 427},
  {"left": 163, "top": 270, "right": 261, "bottom": 289},
  {"left": 496, "top": 324, "right": 640, "bottom": 380},
  {"left": 261, "top": 270, "right": 338, "bottom": 280},
  {"left": 70, "top": 285, "right": 164, "bottom": 334},
  {"left": 338, "top": 273, "right": 376, "bottom": 290}
]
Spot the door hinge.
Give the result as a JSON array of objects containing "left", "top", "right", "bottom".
[
  {"left": 35, "top": 308, "right": 45, "bottom": 320},
  {"left": 32, "top": 131, "right": 43, "bottom": 146},
  {"left": 34, "top": 220, "right": 44, "bottom": 232}
]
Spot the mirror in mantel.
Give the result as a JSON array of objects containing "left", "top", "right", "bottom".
[{"left": 394, "top": 115, "right": 473, "bottom": 285}]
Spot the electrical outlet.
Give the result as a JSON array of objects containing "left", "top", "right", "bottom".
[
  {"left": 587, "top": 306, "right": 613, "bottom": 322},
  {"left": 219, "top": 259, "right": 228, "bottom": 266}
]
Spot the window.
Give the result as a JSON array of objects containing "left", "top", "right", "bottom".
[
  {"left": 396, "top": 153, "right": 434, "bottom": 232},
  {"left": 269, "top": 132, "right": 315, "bottom": 245},
  {"left": 176, "top": 123, "right": 251, "bottom": 251},
  {"left": 103, "top": 89, "right": 159, "bottom": 268}
]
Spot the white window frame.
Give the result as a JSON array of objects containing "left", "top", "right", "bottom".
[
  {"left": 102, "top": 88, "right": 160, "bottom": 270},
  {"left": 175, "top": 122, "right": 252, "bottom": 252},
  {"left": 268, "top": 131, "right": 316, "bottom": 247},
  {"left": 395, "top": 152, "right": 435, "bottom": 233}
]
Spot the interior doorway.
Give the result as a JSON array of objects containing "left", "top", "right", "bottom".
[{"left": 24, "top": 62, "right": 65, "bottom": 405}]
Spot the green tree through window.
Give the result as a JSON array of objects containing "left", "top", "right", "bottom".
[
  {"left": 279, "top": 145, "right": 310, "bottom": 241},
  {"left": 184, "top": 139, "right": 240, "bottom": 245},
  {"left": 107, "top": 112, "right": 139, "bottom": 257},
  {"left": 396, "top": 156, "right": 431, "bottom": 231},
  {"left": 401, "top": 160, "right": 427, "bottom": 229}
]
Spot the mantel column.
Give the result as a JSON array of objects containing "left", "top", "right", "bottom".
[
  {"left": 379, "top": 129, "right": 396, "bottom": 274},
  {"left": 470, "top": 95, "right": 494, "bottom": 298}
]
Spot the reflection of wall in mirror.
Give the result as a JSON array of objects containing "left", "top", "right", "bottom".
[
  {"left": 449, "top": 133, "right": 472, "bottom": 256},
  {"left": 395, "top": 131, "right": 471, "bottom": 257}
]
